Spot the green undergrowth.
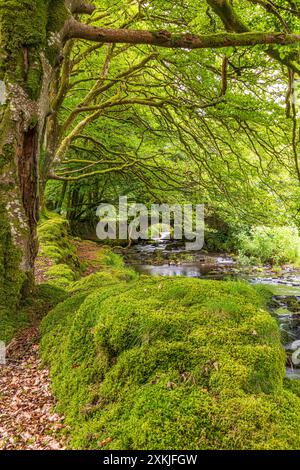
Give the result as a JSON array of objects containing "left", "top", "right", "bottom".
[
  {"left": 40, "top": 268, "right": 300, "bottom": 450},
  {"left": 237, "top": 226, "right": 300, "bottom": 266},
  {"left": 0, "top": 307, "right": 28, "bottom": 344},
  {"left": 0, "top": 283, "right": 66, "bottom": 344},
  {"left": 38, "top": 213, "right": 83, "bottom": 288}
]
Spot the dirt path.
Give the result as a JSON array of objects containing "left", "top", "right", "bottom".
[
  {"left": 74, "top": 239, "right": 105, "bottom": 276},
  {"left": 0, "top": 328, "right": 66, "bottom": 450},
  {"left": 0, "top": 240, "right": 104, "bottom": 450}
]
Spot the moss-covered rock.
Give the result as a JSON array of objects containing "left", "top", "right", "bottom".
[
  {"left": 41, "top": 275, "right": 300, "bottom": 450},
  {"left": 46, "top": 264, "right": 76, "bottom": 288},
  {"left": 38, "top": 213, "right": 82, "bottom": 286}
]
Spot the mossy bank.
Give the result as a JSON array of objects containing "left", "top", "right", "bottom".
[{"left": 41, "top": 261, "right": 300, "bottom": 449}]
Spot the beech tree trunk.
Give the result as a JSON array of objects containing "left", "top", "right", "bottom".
[{"left": 0, "top": 0, "right": 69, "bottom": 308}]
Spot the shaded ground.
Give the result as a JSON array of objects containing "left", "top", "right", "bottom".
[
  {"left": 74, "top": 239, "right": 105, "bottom": 276},
  {"left": 0, "top": 328, "right": 66, "bottom": 450}
]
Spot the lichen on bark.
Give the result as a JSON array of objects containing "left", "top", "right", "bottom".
[
  {"left": 0, "top": 201, "right": 25, "bottom": 341},
  {"left": 0, "top": 0, "right": 70, "bottom": 318}
]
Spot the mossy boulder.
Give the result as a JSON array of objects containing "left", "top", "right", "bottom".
[
  {"left": 38, "top": 213, "right": 82, "bottom": 285},
  {"left": 41, "top": 275, "right": 300, "bottom": 450}
]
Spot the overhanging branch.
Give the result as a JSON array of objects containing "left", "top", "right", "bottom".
[
  {"left": 207, "top": 0, "right": 300, "bottom": 73},
  {"left": 63, "top": 19, "right": 300, "bottom": 49}
]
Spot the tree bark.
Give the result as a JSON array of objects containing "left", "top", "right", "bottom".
[
  {"left": 0, "top": 74, "right": 50, "bottom": 299},
  {"left": 0, "top": 0, "right": 70, "bottom": 305}
]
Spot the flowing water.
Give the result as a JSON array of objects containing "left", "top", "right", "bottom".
[{"left": 118, "top": 239, "right": 300, "bottom": 379}]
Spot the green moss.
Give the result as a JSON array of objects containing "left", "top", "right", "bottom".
[
  {"left": 0, "top": 105, "right": 16, "bottom": 181},
  {"left": 0, "top": 307, "right": 29, "bottom": 343},
  {"left": 283, "top": 377, "right": 300, "bottom": 398},
  {"left": 47, "top": 0, "right": 69, "bottom": 33},
  {"left": 68, "top": 269, "right": 138, "bottom": 295},
  {"left": 34, "top": 283, "right": 67, "bottom": 308},
  {"left": 0, "top": 1, "right": 69, "bottom": 97},
  {"left": 0, "top": 203, "right": 25, "bottom": 342},
  {"left": 40, "top": 275, "right": 300, "bottom": 450},
  {"left": 0, "top": 281, "right": 67, "bottom": 344},
  {"left": 37, "top": 214, "right": 138, "bottom": 291},
  {"left": 26, "top": 49, "right": 44, "bottom": 101},
  {"left": 0, "top": 142, "right": 14, "bottom": 172},
  {"left": 0, "top": 201, "right": 69, "bottom": 341},
  {"left": 97, "top": 249, "right": 126, "bottom": 269},
  {"left": 38, "top": 213, "right": 82, "bottom": 273},
  {"left": 47, "top": 264, "right": 76, "bottom": 288},
  {"left": 45, "top": 0, "right": 69, "bottom": 65},
  {"left": 0, "top": 1, "right": 48, "bottom": 96},
  {"left": 0, "top": 1, "right": 49, "bottom": 51}
]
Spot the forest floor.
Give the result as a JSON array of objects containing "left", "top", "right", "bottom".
[
  {"left": 0, "top": 240, "right": 102, "bottom": 450},
  {"left": 0, "top": 328, "right": 65, "bottom": 450},
  {"left": 74, "top": 239, "right": 105, "bottom": 276}
]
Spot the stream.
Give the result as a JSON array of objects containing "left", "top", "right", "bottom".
[{"left": 118, "top": 238, "right": 300, "bottom": 380}]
